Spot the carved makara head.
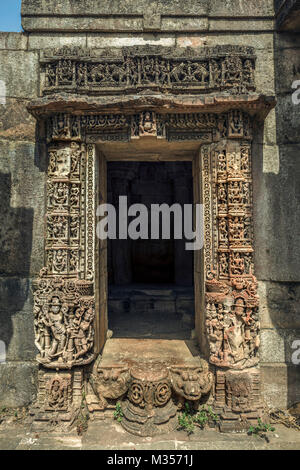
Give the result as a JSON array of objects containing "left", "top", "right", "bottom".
[{"left": 171, "top": 367, "right": 213, "bottom": 401}]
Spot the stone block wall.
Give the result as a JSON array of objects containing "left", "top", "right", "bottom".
[{"left": 0, "top": 0, "right": 299, "bottom": 409}]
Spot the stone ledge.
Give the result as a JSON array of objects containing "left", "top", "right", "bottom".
[
  {"left": 21, "top": 0, "right": 275, "bottom": 33},
  {"left": 27, "top": 93, "right": 276, "bottom": 121}
]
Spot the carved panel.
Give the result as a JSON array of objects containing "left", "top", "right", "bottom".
[
  {"left": 32, "top": 369, "right": 84, "bottom": 426},
  {"left": 40, "top": 46, "right": 256, "bottom": 96},
  {"left": 215, "top": 369, "right": 261, "bottom": 414},
  {"left": 33, "top": 277, "right": 95, "bottom": 369}
]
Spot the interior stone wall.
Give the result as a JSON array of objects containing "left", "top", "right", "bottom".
[{"left": 0, "top": 0, "right": 299, "bottom": 408}]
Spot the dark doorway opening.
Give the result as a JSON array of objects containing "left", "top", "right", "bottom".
[{"left": 107, "top": 161, "right": 195, "bottom": 339}]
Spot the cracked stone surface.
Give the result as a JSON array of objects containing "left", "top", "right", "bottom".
[{"left": 0, "top": 419, "right": 300, "bottom": 450}]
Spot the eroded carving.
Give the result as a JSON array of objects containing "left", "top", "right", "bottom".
[
  {"left": 170, "top": 365, "right": 213, "bottom": 403},
  {"left": 41, "top": 46, "right": 256, "bottom": 96},
  {"left": 33, "top": 277, "right": 95, "bottom": 369},
  {"left": 90, "top": 366, "right": 130, "bottom": 409}
]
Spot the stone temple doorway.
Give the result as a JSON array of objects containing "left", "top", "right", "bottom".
[
  {"left": 28, "top": 43, "right": 274, "bottom": 435},
  {"left": 107, "top": 161, "right": 194, "bottom": 340}
]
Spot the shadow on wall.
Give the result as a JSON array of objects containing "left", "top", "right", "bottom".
[
  {"left": 252, "top": 28, "right": 300, "bottom": 409},
  {"left": 273, "top": 29, "right": 300, "bottom": 409},
  {"left": 0, "top": 172, "right": 34, "bottom": 363}
]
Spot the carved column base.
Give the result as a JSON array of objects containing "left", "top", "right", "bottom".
[
  {"left": 120, "top": 366, "right": 176, "bottom": 436},
  {"left": 214, "top": 368, "right": 264, "bottom": 432},
  {"left": 87, "top": 359, "right": 214, "bottom": 436},
  {"left": 30, "top": 367, "right": 84, "bottom": 430}
]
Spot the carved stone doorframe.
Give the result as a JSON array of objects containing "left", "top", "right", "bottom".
[{"left": 28, "top": 44, "right": 276, "bottom": 432}]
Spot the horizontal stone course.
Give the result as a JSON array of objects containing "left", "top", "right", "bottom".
[
  {"left": 253, "top": 143, "right": 300, "bottom": 282},
  {"left": 21, "top": 0, "right": 274, "bottom": 18},
  {"left": 261, "top": 363, "right": 300, "bottom": 409},
  {"left": 258, "top": 281, "right": 300, "bottom": 329}
]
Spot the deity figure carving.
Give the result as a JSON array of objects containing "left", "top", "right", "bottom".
[
  {"left": 139, "top": 111, "right": 157, "bottom": 136},
  {"left": 33, "top": 278, "right": 95, "bottom": 369}
]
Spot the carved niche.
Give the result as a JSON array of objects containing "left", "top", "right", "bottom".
[
  {"left": 214, "top": 369, "right": 263, "bottom": 430},
  {"left": 31, "top": 369, "right": 84, "bottom": 427},
  {"left": 40, "top": 45, "right": 256, "bottom": 96}
]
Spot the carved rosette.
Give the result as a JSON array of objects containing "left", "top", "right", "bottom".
[{"left": 127, "top": 367, "right": 172, "bottom": 410}]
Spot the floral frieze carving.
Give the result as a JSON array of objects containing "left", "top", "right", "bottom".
[{"left": 40, "top": 45, "right": 256, "bottom": 96}]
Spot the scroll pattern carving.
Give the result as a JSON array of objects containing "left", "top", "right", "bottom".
[{"left": 40, "top": 46, "right": 256, "bottom": 95}]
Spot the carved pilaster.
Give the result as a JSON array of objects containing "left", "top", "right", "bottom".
[{"left": 33, "top": 128, "right": 97, "bottom": 372}]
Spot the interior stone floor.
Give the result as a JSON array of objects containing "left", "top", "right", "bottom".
[{"left": 108, "top": 285, "right": 194, "bottom": 340}]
